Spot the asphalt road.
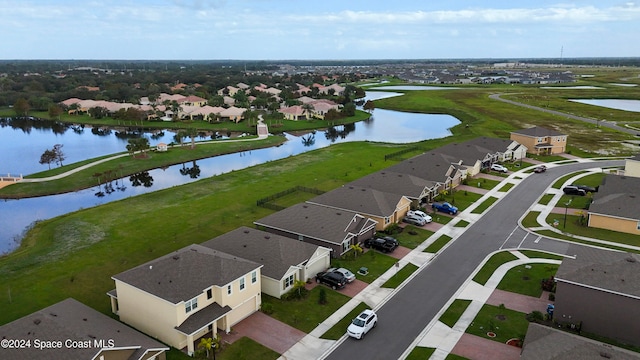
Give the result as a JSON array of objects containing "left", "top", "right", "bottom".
[{"left": 325, "top": 159, "right": 623, "bottom": 360}]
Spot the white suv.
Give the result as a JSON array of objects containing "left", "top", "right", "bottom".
[
  {"left": 347, "top": 309, "right": 377, "bottom": 339},
  {"left": 490, "top": 164, "right": 508, "bottom": 173},
  {"left": 408, "top": 210, "right": 432, "bottom": 223}
]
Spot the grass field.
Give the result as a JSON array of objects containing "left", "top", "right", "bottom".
[
  {"left": 472, "top": 252, "right": 519, "bottom": 285},
  {"left": 496, "top": 263, "right": 559, "bottom": 297}
]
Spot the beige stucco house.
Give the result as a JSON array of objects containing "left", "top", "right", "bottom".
[
  {"left": 510, "top": 126, "right": 567, "bottom": 155},
  {"left": 108, "top": 244, "right": 262, "bottom": 355},
  {"left": 588, "top": 174, "right": 640, "bottom": 235},
  {"left": 202, "top": 227, "right": 331, "bottom": 297}
]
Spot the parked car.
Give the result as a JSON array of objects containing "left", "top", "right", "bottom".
[
  {"left": 432, "top": 202, "right": 458, "bottom": 215},
  {"left": 490, "top": 163, "right": 508, "bottom": 173},
  {"left": 533, "top": 165, "right": 547, "bottom": 173},
  {"left": 403, "top": 214, "right": 426, "bottom": 226},
  {"left": 570, "top": 184, "right": 598, "bottom": 193},
  {"left": 347, "top": 309, "right": 378, "bottom": 339},
  {"left": 328, "top": 267, "right": 356, "bottom": 283},
  {"left": 407, "top": 210, "right": 432, "bottom": 223},
  {"left": 316, "top": 271, "right": 346, "bottom": 290},
  {"left": 562, "top": 185, "right": 586, "bottom": 196},
  {"left": 364, "top": 236, "right": 399, "bottom": 253}
]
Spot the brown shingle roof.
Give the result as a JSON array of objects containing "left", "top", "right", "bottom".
[
  {"left": 201, "top": 227, "right": 324, "bottom": 279},
  {"left": 555, "top": 246, "right": 640, "bottom": 298},
  {"left": 306, "top": 185, "right": 406, "bottom": 218},
  {"left": 589, "top": 174, "right": 640, "bottom": 221},
  {"left": 112, "top": 244, "right": 261, "bottom": 304},
  {"left": 0, "top": 298, "right": 168, "bottom": 360},
  {"left": 511, "top": 126, "right": 565, "bottom": 137},
  {"left": 348, "top": 170, "right": 437, "bottom": 199},
  {"left": 521, "top": 323, "right": 640, "bottom": 360},
  {"left": 254, "top": 203, "right": 376, "bottom": 246}
]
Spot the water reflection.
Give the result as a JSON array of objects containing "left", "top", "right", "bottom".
[{"left": 0, "top": 91, "right": 461, "bottom": 253}]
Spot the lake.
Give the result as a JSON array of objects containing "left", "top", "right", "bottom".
[
  {"left": 0, "top": 91, "right": 461, "bottom": 253},
  {"left": 568, "top": 99, "right": 640, "bottom": 113}
]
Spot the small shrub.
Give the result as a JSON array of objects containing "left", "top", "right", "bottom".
[
  {"left": 541, "top": 276, "right": 556, "bottom": 292},
  {"left": 498, "top": 303, "right": 506, "bottom": 310},
  {"left": 526, "top": 310, "right": 544, "bottom": 322},
  {"left": 261, "top": 303, "right": 274, "bottom": 315},
  {"left": 548, "top": 293, "right": 555, "bottom": 301},
  {"left": 408, "top": 230, "right": 418, "bottom": 235},
  {"left": 383, "top": 223, "right": 401, "bottom": 235},
  {"left": 318, "top": 288, "right": 327, "bottom": 305}
]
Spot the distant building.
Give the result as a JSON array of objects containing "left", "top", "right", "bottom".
[{"left": 510, "top": 126, "right": 567, "bottom": 155}]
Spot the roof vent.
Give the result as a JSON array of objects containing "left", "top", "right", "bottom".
[
  {"left": 83, "top": 318, "right": 87, "bottom": 322},
  {"left": 33, "top": 319, "right": 41, "bottom": 325},
  {"left": 88, "top": 334, "right": 96, "bottom": 339},
  {"left": 265, "top": 236, "right": 270, "bottom": 239},
  {"left": 149, "top": 265, "right": 153, "bottom": 270},
  {"left": 626, "top": 257, "right": 637, "bottom": 263},
  {"left": 173, "top": 255, "right": 180, "bottom": 260},
  {"left": 243, "top": 244, "right": 247, "bottom": 247},
  {"left": 349, "top": 186, "right": 354, "bottom": 189},
  {"left": 50, "top": 313, "right": 57, "bottom": 317},
  {"left": 303, "top": 205, "right": 308, "bottom": 208},
  {"left": 600, "top": 352, "right": 612, "bottom": 359},
  {"left": 244, "top": 230, "right": 250, "bottom": 234}
]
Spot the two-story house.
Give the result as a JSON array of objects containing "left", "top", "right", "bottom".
[
  {"left": 510, "top": 126, "right": 567, "bottom": 155},
  {"left": 108, "top": 244, "right": 262, "bottom": 355}
]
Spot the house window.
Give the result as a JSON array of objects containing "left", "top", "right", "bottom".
[
  {"left": 251, "top": 271, "right": 257, "bottom": 284},
  {"left": 283, "top": 274, "right": 294, "bottom": 290},
  {"left": 227, "top": 284, "right": 232, "bottom": 295},
  {"left": 185, "top": 297, "right": 198, "bottom": 313},
  {"left": 240, "top": 277, "right": 245, "bottom": 291},
  {"left": 342, "top": 241, "right": 350, "bottom": 253},
  {"left": 298, "top": 234, "right": 304, "bottom": 241},
  {"left": 384, "top": 216, "right": 390, "bottom": 224},
  {"left": 207, "top": 289, "right": 212, "bottom": 299},
  {"left": 637, "top": 221, "right": 640, "bottom": 230}
]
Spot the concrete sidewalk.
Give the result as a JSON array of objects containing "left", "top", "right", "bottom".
[{"left": 281, "top": 158, "right": 625, "bottom": 360}]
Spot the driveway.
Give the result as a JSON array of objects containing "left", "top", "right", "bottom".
[
  {"left": 220, "top": 311, "right": 306, "bottom": 354},
  {"left": 451, "top": 333, "right": 521, "bottom": 360}
]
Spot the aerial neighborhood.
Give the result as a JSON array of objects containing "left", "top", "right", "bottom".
[{"left": 1, "top": 60, "right": 640, "bottom": 360}]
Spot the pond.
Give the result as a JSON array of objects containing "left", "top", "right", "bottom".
[
  {"left": 368, "top": 85, "right": 459, "bottom": 91},
  {"left": 568, "top": 99, "right": 640, "bottom": 113},
  {"left": 0, "top": 91, "right": 460, "bottom": 253}
]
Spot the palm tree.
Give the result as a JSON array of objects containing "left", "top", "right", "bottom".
[
  {"left": 186, "top": 127, "right": 198, "bottom": 149},
  {"left": 302, "top": 103, "right": 314, "bottom": 120},
  {"left": 198, "top": 337, "right": 213, "bottom": 359}
]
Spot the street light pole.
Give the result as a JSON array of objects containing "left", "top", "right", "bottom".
[{"left": 563, "top": 198, "right": 573, "bottom": 229}]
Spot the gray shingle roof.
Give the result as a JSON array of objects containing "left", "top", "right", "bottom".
[
  {"left": 174, "top": 302, "right": 231, "bottom": 335},
  {"left": 0, "top": 298, "right": 168, "bottom": 360},
  {"left": 511, "top": 126, "right": 565, "bottom": 137},
  {"left": 521, "top": 323, "right": 640, "bottom": 360},
  {"left": 386, "top": 151, "right": 461, "bottom": 183},
  {"left": 348, "top": 170, "right": 438, "bottom": 199},
  {"left": 589, "top": 174, "right": 640, "bottom": 220},
  {"left": 201, "top": 227, "right": 324, "bottom": 279},
  {"left": 435, "top": 137, "right": 513, "bottom": 165},
  {"left": 555, "top": 246, "right": 640, "bottom": 298},
  {"left": 306, "top": 185, "right": 406, "bottom": 218},
  {"left": 112, "top": 244, "right": 261, "bottom": 304},
  {"left": 254, "top": 203, "right": 377, "bottom": 246}
]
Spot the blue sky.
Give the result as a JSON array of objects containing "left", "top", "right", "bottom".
[{"left": 1, "top": 0, "right": 639, "bottom": 60}]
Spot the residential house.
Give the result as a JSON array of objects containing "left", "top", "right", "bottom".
[
  {"left": 109, "top": 244, "right": 262, "bottom": 355},
  {"left": 553, "top": 246, "right": 640, "bottom": 347},
  {"left": 201, "top": 227, "right": 331, "bottom": 298},
  {"left": 0, "top": 298, "right": 168, "bottom": 360},
  {"left": 306, "top": 185, "right": 412, "bottom": 232},
  {"left": 520, "top": 323, "right": 640, "bottom": 360},
  {"left": 317, "top": 83, "right": 345, "bottom": 96},
  {"left": 254, "top": 202, "right": 377, "bottom": 258},
  {"left": 587, "top": 174, "right": 640, "bottom": 235},
  {"left": 178, "top": 95, "right": 207, "bottom": 107},
  {"left": 624, "top": 154, "right": 640, "bottom": 178},
  {"left": 348, "top": 170, "right": 440, "bottom": 207},
  {"left": 436, "top": 137, "right": 527, "bottom": 176},
  {"left": 510, "top": 126, "right": 568, "bottom": 155},
  {"left": 219, "top": 106, "right": 246, "bottom": 123},
  {"left": 156, "top": 142, "right": 168, "bottom": 152},
  {"left": 279, "top": 105, "right": 308, "bottom": 121},
  {"left": 386, "top": 151, "right": 467, "bottom": 192}
]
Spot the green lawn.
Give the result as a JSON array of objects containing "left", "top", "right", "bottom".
[
  {"left": 471, "top": 196, "right": 498, "bottom": 214},
  {"left": 217, "top": 337, "right": 279, "bottom": 360},
  {"left": 544, "top": 214, "right": 640, "bottom": 248},
  {"left": 447, "top": 354, "right": 470, "bottom": 360},
  {"left": 551, "top": 171, "right": 588, "bottom": 189},
  {"left": 381, "top": 263, "right": 419, "bottom": 288},
  {"left": 394, "top": 226, "right": 434, "bottom": 249},
  {"left": 332, "top": 250, "right": 399, "bottom": 284},
  {"left": 496, "top": 264, "right": 559, "bottom": 297},
  {"left": 465, "top": 304, "right": 529, "bottom": 344},
  {"left": 439, "top": 299, "right": 472, "bottom": 328},
  {"left": 454, "top": 220, "right": 470, "bottom": 227},
  {"left": 518, "top": 250, "right": 564, "bottom": 260},
  {"left": 497, "top": 183, "right": 515, "bottom": 192},
  {"left": 538, "top": 194, "right": 554, "bottom": 205},
  {"left": 320, "top": 302, "right": 369, "bottom": 340},
  {"left": 406, "top": 347, "right": 436, "bottom": 360},
  {"left": 521, "top": 211, "right": 541, "bottom": 228},
  {"left": 467, "top": 177, "right": 500, "bottom": 190},
  {"left": 472, "top": 252, "right": 519, "bottom": 285},
  {"left": 534, "top": 230, "right": 636, "bottom": 253},
  {"left": 424, "top": 235, "right": 453, "bottom": 253},
  {"left": 261, "top": 287, "right": 351, "bottom": 333}
]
